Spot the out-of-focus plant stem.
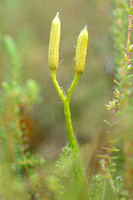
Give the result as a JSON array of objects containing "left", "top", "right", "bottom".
[
  {"left": 124, "top": 0, "right": 133, "bottom": 190},
  {"left": 101, "top": 0, "right": 129, "bottom": 199}
]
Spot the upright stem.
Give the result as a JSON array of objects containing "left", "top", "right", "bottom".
[
  {"left": 5, "top": 97, "right": 15, "bottom": 163},
  {"left": 101, "top": 177, "right": 107, "bottom": 200},
  {"left": 124, "top": 0, "right": 133, "bottom": 189},
  {"left": 101, "top": 1, "right": 124, "bottom": 199},
  {"left": 63, "top": 100, "right": 77, "bottom": 150},
  {"left": 127, "top": 1, "right": 133, "bottom": 43},
  {"left": 16, "top": 104, "right": 29, "bottom": 179},
  {"left": 127, "top": 1, "right": 133, "bottom": 65},
  {"left": 50, "top": 70, "right": 80, "bottom": 151}
]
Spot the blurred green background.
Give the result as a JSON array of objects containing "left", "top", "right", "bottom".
[{"left": 0, "top": 0, "right": 115, "bottom": 168}]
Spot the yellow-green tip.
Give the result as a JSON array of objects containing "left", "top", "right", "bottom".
[
  {"left": 48, "top": 12, "right": 61, "bottom": 71},
  {"left": 74, "top": 26, "right": 88, "bottom": 74}
]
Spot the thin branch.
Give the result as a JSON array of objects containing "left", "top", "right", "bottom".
[
  {"left": 50, "top": 70, "right": 65, "bottom": 102},
  {"left": 127, "top": 1, "right": 133, "bottom": 65},
  {"left": 66, "top": 73, "right": 80, "bottom": 102}
]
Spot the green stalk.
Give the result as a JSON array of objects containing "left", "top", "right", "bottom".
[
  {"left": 66, "top": 73, "right": 80, "bottom": 102},
  {"left": 50, "top": 70, "right": 64, "bottom": 102},
  {"left": 63, "top": 99, "right": 77, "bottom": 150},
  {"left": 50, "top": 70, "right": 80, "bottom": 151}
]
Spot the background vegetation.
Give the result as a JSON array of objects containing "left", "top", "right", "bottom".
[
  {"left": 0, "top": 0, "right": 133, "bottom": 199},
  {"left": 0, "top": 0, "right": 113, "bottom": 160}
]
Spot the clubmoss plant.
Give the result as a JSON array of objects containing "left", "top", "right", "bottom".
[
  {"left": 0, "top": 36, "right": 44, "bottom": 190},
  {"left": 47, "top": 145, "right": 89, "bottom": 200},
  {"left": 99, "top": 0, "right": 133, "bottom": 199},
  {"left": 48, "top": 13, "right": 88, "bottom": 151},
  {"left": 113, "top": 0, "right": 133, "bottom": 190},
  {"left": 1, "top": 2, "right": 133, "bottom": 199},
  {"left": 90, "top": 175, "right": 103, "bottom": 200},
  {"left": 47, "top": 12, "right": 89, "bottom": 200},
  {"left": 113, "top": 0, "right": 127, "bottom": 81}
]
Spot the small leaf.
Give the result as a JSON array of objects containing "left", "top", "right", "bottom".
[
  {"left": 126, "top": 74, "right": 133, "bottom": 78},
  {"left": 103, "top": 119, "right": 111, "bottom": 126},
  {"left": 130, "top": 7, "right": 133, "bottom": 15},
  {"left": 114, "top": 80, "right": 120, "bottom": 87},
  {"left": 114, "top": 89, "right": 120, "bottom": 99},
  {"left": 123, "top": 52, "right": 127, "bottom": 61},
  {"left": 130, "top": 25, "right": 133, "bottom": 30},
  {"left": 127, "top": 41, "right": 130, "bottom": 52},
  {"left": 128, "top": 66, "right": 133, "bottom": 72},
  {"left": 110, "top": 156, "right": 119, "bottom": 160},
  {"left": 102, "top": 147, "right": 108, "bottom": 150},
  {"left": 108, "top": 169, "right": 116, "bottom": 172},
  {"left": 109, "top": 148, "right": 119, "bottom": 152},
  {"left": 108, "top": 162, "right": 116, "bottom": 167},
  {"left": 98, "top": 155, "right": 106, "bottom": 158},
  {"left": 125, "top": 4, "right": 130, "bottom": 14}
]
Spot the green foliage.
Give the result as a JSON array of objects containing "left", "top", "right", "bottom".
[
  {"left": 47, "top": 145, "right": 88, "bottom": 200},
  {"left": 113, "top": 0, "right": 127, "bottom": 81},
  {"left": 97, "top": 0, "right": 133, "bottom": 199},
  {"left": 99, "top": 141, "right": 119, "bottom": 175},
  {"left": 25, "top": 80, "right": 41, "bottom": 106},
  {"left": 55, "top": 146, "right": 73, "bottom": 178},
  {"left": 0, "top": 36, "right": 44, "bottom": 188},
  {"left": 90, "top": 175, "right": 103, "bottom": 200},
  {"left": 0, "top": 165, "right": 30, "bottom": 200},
  {"left": 1, "top": 0, "right": 133, "bottom": 199},
  {"left": 113, "top": 176, "right": 127, "bottom": 199}
]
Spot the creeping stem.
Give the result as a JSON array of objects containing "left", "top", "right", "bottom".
[{"left": 50, "top": 70, "right": 80, "bottom": 150}]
